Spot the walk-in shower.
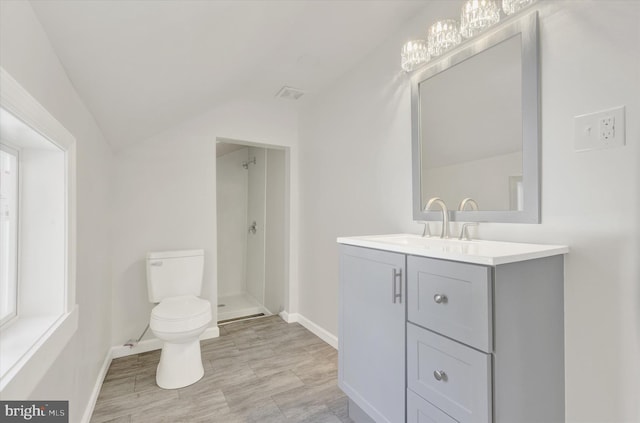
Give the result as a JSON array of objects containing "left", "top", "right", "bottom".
[{"left": 216, "top": 141, "right": 286, "bottom": 323}]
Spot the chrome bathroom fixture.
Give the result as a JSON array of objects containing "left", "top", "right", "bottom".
[
  {"left": 401, "top": 39, "right": 429, "bottom": 72},
  {"left": 458, "top": 222, "right": 478, "bottom": 240},
  {"left": 424, "top": 197, "right": 449, "bottom": 239},
  {"left": 457, "top": 198, "right": 480, "bottom": 240},
  {"left": 242, "top": 157, "right": 256, "bottom": 169},
  {"left": 502, "top": 0, "right": 536, "bottom": 15},
  {"left": 460, "top": 0, "right": 501, "bottom": 39},
  {"left": 401, "top": 0, "right": 536, "bottom": 72},
  {"left": 458, "top": 197, "right": 479, "bottom": 211},
  {"left": 422, "top": 222, "right": 432, "bottom": 237},
  {"left": 427, "top": 19, "right": 462, "bottom": 57}
]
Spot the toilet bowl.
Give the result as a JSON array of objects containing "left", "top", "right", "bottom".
[
  {"left": 150, "top": 295, "right": 212, "bottom": 389},
  {"left": 146, "top": 249, "right": 210, "bottom": 390}
]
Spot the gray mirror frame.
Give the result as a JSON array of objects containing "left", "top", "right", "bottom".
[{"left": 411, "top": 11, "right": 540, "bottom": 224}]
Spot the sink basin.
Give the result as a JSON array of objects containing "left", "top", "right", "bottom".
[{"left": 337, "top": 233, "right": 569, "bottom": 266}]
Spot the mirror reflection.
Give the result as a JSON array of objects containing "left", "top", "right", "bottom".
[{"left": 420, "top": 35, "right": 523, "bottom": 212}]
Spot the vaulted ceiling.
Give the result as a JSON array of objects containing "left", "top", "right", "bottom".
[{"left": 30, "top": 1, "right": 429, "bottom": 149}]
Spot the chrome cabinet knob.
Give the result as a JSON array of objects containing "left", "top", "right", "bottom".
[
  {"left": 433, "top": 370, "right": 447, "bottom": 381},
  {"left": 433, "top": 294, "right": 447, "bottom": 304}
]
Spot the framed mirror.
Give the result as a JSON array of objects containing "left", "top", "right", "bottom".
[{"left": 411, "top": 12, "right": 539, "bottom": 223}]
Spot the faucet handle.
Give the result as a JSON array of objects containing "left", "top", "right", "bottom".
[{"left": 458, "top": 222, "right": 478, "bottom": 241}]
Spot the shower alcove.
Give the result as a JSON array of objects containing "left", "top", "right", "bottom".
[{"left": 216, "top": 141, "right": 286, "bottom": 323}]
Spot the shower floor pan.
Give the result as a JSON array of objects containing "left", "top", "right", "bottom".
[{"left": 217, "top": 293, "right": 270, "bottom": 323}]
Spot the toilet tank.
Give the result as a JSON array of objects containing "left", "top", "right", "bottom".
[{"left": 146, "top": 249, "right": 204, "bottom": 303}]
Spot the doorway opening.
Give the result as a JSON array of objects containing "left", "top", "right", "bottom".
[{"left": 216, "top": 140, "right": 288, "bottom": 323}]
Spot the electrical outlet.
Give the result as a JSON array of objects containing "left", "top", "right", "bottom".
[
  {"left": 600, "top": 116, "right": 615, "bottom": 142},
  {"left": 575, "top": 106, "right": 625, "bottom": 152}
]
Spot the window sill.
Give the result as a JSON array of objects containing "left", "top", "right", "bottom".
[{"left": 0, "top": 305, "right": 78, "bottom": 398}]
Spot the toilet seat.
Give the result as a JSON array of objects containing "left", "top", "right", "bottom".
[{"left": 150, "top": 295, "right": 211, "bottom": 333}]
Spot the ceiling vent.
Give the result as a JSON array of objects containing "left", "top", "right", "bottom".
[{"left": 276, "top": 86, "right": 305, "bottom": 100}]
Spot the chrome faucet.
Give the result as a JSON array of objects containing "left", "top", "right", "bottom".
[
  {"left": 424, "top": 197, "right": 449, "bottom": 239},
  {"left": 458, "top": 197, "right": 479, "bottom": 211},
  {"left": 458, "top": 198, "right": 479, "bottom": 240}
]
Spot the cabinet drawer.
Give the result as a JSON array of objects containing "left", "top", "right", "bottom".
[
  {"left": 407, "top": 389, "right": 458, "bottom": 423},
  {"left": 407, "top": 323, "right": 492, "bottom": 423},
  {"left": 408, "top": 256, "right": 492, "bottom": 352}
]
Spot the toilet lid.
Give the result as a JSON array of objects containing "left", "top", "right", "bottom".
[{"left": 151, "top": 295, "right": 211, "bottom": 321}]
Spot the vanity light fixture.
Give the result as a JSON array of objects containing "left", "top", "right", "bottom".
[
  {"left": 401, "top": 0, "right": 536, "bottom": 72},
  {"left": 502, "top": 0, "right": 536, "bottom": 15},
  {"left": 401, "top": 40, "right": 429, "bottom": 72},
  {"left": 460, "top": 0, "right": 501, "bottom": 39},
  {"left": 427, "top": 20, "right": 462, "bottom": 57}
]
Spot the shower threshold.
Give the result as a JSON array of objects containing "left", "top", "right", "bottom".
[
  {"left": 218, "top": 313, "right": 266, "bottom": 325},
  {"left": 217, "top": 293, "right": 270, "bottom": 323}
]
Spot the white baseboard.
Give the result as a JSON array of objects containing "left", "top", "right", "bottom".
[
  {"left": 80, "top": 350, "right": 112, "bottom": 423},
  {"left": 280, "top": 312, "right": 338, "bottom": 350},
  {"left": 279, "top": 310, "right": 292, "bottom": 322},
  {"left": 110, "top": 326, "right": 220, "bottom": 359},
  {"left": 110, "top": 338, "right": 163, "bottom": 359}
]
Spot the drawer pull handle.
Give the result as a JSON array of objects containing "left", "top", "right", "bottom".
[
  {"left": 433, "top": 370, "right": 447, "bottom": 381},
  {"left": 433, "top": 294, "right": 448, "bottom": 304},
  {"left": 392, "top": 268, "right": 403, "bottom": 304}
]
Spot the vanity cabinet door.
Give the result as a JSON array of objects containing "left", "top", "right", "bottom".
[{"left": 339, "top": 245, "right": 406, "bottom": 423}]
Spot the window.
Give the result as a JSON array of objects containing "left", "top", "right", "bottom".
[
  {"left": 0, "top": 67, "right": 78, "bottom": 398},
  {"left": 0, "top": 145, "right": 18, "bottom": 326}
]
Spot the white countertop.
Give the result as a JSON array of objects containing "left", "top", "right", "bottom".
[{"left": 337, "top": 234, "right": 569, "bottom": 266}]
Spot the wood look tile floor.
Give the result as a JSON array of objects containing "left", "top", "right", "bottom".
[{"left": 91, "top": 316, "right": 352, "bottom": 423}]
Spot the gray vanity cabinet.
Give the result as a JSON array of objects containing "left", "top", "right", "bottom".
[
  {"left": 339, "top": 242, "right": 565, "bottom": 423},
  {"left": 338, "top": 245, "right": 406, "bottom": 423}
]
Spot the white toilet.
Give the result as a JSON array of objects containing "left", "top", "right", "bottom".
[{"left": 146, "top": 249, "right": 212, "bottom": 389}]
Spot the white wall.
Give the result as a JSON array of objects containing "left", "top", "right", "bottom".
[
  {"left": 216, "top": 147, "right": 249, "bottom": 297},
  {"left": 0, "top": 2, "right": 113, "bottom": 421},
  {"left": 298, "top": 1, "right": 639, "bottom": 422},
  {"left": 265, "top": 148, "right": 286, "bottom": 314},
  {"left": 111, "top": 99, "right": 298, "bottom": 344}
]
